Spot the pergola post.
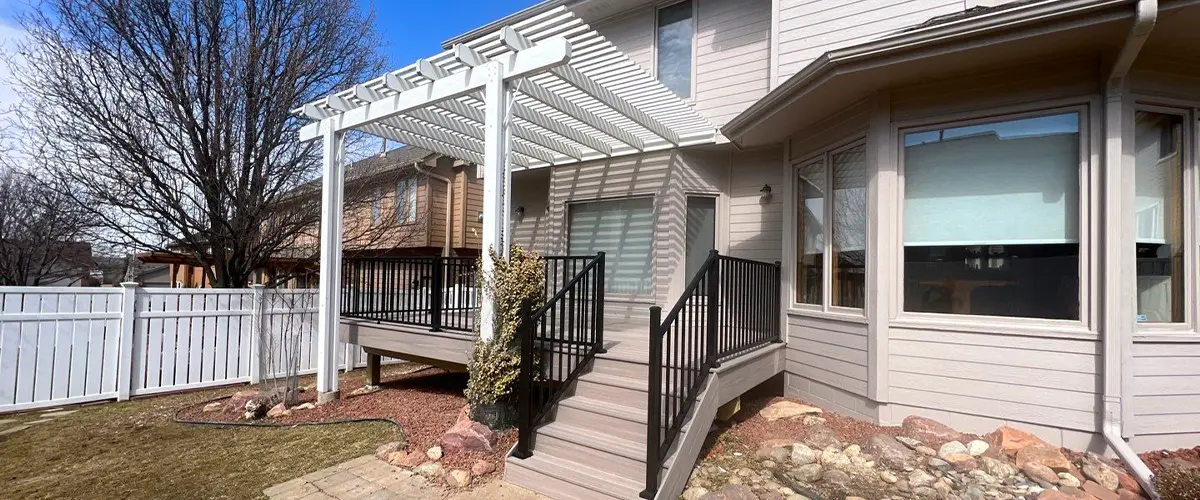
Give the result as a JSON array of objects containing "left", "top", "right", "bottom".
[
  {"left": 316, "top": 118, "right": 345, "bottom": 403},
  {"left": 479, "top": 61, "right": 510, "bottom": 342}
]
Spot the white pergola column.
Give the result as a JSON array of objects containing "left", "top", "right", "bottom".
[
  {"left": 316, "top": 118, "right": 345, "bottom": 403},
  {"left": 479, "top": 61, "right": 511, "bottom": 342}
]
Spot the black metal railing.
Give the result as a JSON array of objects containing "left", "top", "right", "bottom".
[
  {"left": 513, "top": 252, "right": 606, "bottom": 459},
  {"left": 641, "top": 250, "right": 780, "bottom": 498},
  {"left": 341, "top": 256, "right": 479, "bottom": 333}
]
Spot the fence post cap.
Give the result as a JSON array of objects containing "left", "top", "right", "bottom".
[
  {"left": 119, "top": 282, "right": 139, "bottom": 289},
  {"left": 251, "top": 284, "right": 266, "bottom": 290}
]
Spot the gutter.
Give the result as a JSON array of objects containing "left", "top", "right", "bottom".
[
  {"left": 1102, "top": 1, "right": 1158, "bottom": 497},
  {"left": 412, "top": 162, "right": 454, "bottom": 257}
]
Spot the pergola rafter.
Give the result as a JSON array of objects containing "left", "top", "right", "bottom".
[{"left": 298, "top": 6, "right": 717, "bottom": 401}]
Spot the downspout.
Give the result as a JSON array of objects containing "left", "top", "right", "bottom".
[
  {"left": 1103, "top": 0, "right": 1157, "bottom": 497},
  {"left": 413, "top": 162, "right": 454, "bottom": 257}
]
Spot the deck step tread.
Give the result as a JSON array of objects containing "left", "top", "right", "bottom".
[
  {"left": 558, "top": 395, "right": 647, "bottom": 424},
  {"left": 507, "top": 450, "right": 642, "bottom": 499},
  {"left": 539, "top": 421, "right": 647, "bottom": 462},
  {"left": 578, "top": 371, "right": 650, "bottom": 391}
]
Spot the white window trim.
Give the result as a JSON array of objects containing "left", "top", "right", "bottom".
[
  {"left": 790, "top": 136, "right": 868, "bottom": 316},
  {"left": 1130, "top": 100, "right": 1197, "bottom": 335},
  {"left": 892, "top": 102, "right": 1094, "bottom": 333},
  {"left": 651, "top": 0, "right": 698, "bottom": 103}
]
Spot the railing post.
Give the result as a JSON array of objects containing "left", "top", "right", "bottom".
[
  {"left": 430, "top": 255, "right": 444, "bottom": 332},
  {"left": 641, "top": 306, "right": 663, "bottom": 500},
  {"left": 116, "top": 282, "right": 139, "bottom": 401},
  {"left": 774, "top": 261, "right": 783, "bottom": 343},
  {"left": 514, "top": 298, "right": 535, "bottom": 459},
  {"left": 706, "top": 250, "right": 720, "bottom": 369},
  {"left": 595, "top": 252, "right": 606, "bottom": 354}
]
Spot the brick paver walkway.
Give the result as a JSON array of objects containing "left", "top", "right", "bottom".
[{"left": 264, "top": 455, "right": 545, "bottom": 500}]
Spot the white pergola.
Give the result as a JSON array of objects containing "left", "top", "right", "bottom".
[{"left": 295, "top": 7, "right": 715, "bottom": 401}]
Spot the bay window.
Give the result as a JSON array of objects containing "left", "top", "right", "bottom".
[
  {"left": 1133, "top": 110, "right": 1186, "bottom": 324},
  {"left": 568, "top": 197, "right": 655, "bottom": 296},
  {"left": 794, "top": 141, "right": 866, "bottom": 310},
  {"left": 901, "top": 111, "right": 1082, "bottom": 320}
]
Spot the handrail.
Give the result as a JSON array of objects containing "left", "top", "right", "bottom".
[
  {"left": 513, "top": 252, "right": 606, "bottom": 459},
  {"left": 642, "top": 250, "right": 781, "bottom": 499},
  {"left": 340, "top": 255, "right": 478, "bottom": 333}
]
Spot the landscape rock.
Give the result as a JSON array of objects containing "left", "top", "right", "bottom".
[
  {"left": 470, "top": 459, "right": 496, "bottom": 477},
  {"left": 1081, "top": 453, "right": 1120, "bottom": 492},
  {"left": 915, "top": 446, "right": 937, "bottom": 457},
  {"left": 243, "top": 398, "right": 268, "bottom": 419},
  {"left": 757, "top": 445, "right": 791, "bottom": 463},
  {"left": 865, "top": 433, "right": 918, "bottom": 470},
  {"left": 986, "top": 426, "right": 1052, "bottom": 458},
  {"left": 375, "top": 441, "right": 405, "bottom": 461},
  {"left": 759, "top": 400, "right": 823, "bottom": 421},
  {"left": 294, "top": 402, "right": 315, "bottom": 410},
  {"left": 819, "top": 449, "right": 851, "bottom": 469},
  {"left": 266, "top": 402, "right": 290, "bottom": 418},
  {"left": 967, "top": 439, "right": 990, "bottom": 456},
  {"left": 980, "top": 456, "right": 1017, "bottom": 478},
  {"left": 895, "top": 436, "right": 923, "bottom": 449},
  {"left": 1116, "top": 471, "right": 1144, "bottom": 496},
  {"left": 1016, "top": 445, "right": 1073, "bottom": 473},
  {"left": 440, "top": 408, "right": 498, "bottom": 453},
  {"left": 1057, "top": 472, "right": 1082, "bottom": 488},
  {"left": 349, "top": 384, "right": 381, "bottom": 396},
  {"left": 1022, "top": 462, "right": 1060, "bottom": 487},
  {"left": 843, "top": 444, "right": 861, "bottom": 458},
  {"left": 682, "top": 487, "right": 709, "bottom": 500},
  {"left": 698, "top": 483, "right": 757, "bottom": 500},
  {"left": 1036, "top": 491, "right": 1076, "bottom": 500},
  {"left": 938, "top": 441, "right": 970, "bottom": 460},
  {"left": 443, "top": 469, "right": 471, "bottom": 488},
  {"left": 789, "top": 444, "right": 818, "bottom": 465},
  {"left": 202, "top": 402, "right": 223, "bottom": 412},
  {"left": 1082, "top": 480, "right": 1120, "bottom": 500},
  {"left": 790, "top": 463, "right": 823, "bottom": 482},
  {"left": 426, "top": 446, "right": 443, "bottom": 460},
  {"left": 803, "top": 415, "right": 826, "bottom": 426},
  {"left": 1116, "top": 488, "right": 1143, "bottom": 500},
  {"left": 822, "top": 469, "right": 851, "bottom": 489},
  {"left": 902, "top": 416, "right": 961, "bottom": 446},
  {"left": 908, "top": 469, "right": 936, "bottom": 488},
  {"left": 389, "top": 450, "right": 426, "bottom": 468},
  {"left": 943, "top": 453, "right": 978, "bottom": 472},
  {"left": 803, "top": 426, "right": 841, "bottom": 449},
  {"left": 879, "top": 470, "right": 899, "bottom": 483},
  {"left": 413, "top": 462, "right": 442, "bottom": 478}
]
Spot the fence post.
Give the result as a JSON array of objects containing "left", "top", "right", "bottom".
[
  {"left": 641, "top": 306, "right": 663, "bottom": 500},
  {"left": 706, "top": 250, "right": 720, "bottom": 369},
  {"left": 513, "top": 299, "right": 535, "bottom": 459},
  {"left": 249, "top": 284, "right": 266, "bottom": 384},
  {"left": 116, "top": 282, "right": 139, "bottom": 401},
  {"left": 430, "top": 255, "right": 444, "bottom": 332}
]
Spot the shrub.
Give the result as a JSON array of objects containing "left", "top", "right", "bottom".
[
  {"left": 464, "top": 245, "right": 545, "bottom": 410},
  {"left": 1156, "top": 464, "right": 1200, "bottom": 500}
]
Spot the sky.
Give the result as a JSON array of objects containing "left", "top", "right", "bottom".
[{"left": 0, "top": 0, "right": 543, "bottom": 120}]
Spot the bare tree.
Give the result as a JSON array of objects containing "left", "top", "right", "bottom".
[{"left": 8, "top": 0, "right": 388, "bottom": 288}]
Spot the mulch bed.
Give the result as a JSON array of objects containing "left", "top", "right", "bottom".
[{"left": 177, "top": 364, "right": 517, "bottom": 479}]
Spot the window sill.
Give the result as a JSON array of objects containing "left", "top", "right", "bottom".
[
  {"left": 889, "top": 314, "right": 1096, "bottom": 340},
  {"left": 787, "top": 307, "right": 868, "bottom": 324},
  {"left": 1133, "top": 332, "right": 1200, "bottom": 343}
]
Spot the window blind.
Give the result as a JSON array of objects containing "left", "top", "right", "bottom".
[{"left": 568, "top": 197, "right": 655, "bottom": 295}]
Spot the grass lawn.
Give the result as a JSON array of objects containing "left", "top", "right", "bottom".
[{"left": 0, "top": 368, "right": 403, "bottom": 500}]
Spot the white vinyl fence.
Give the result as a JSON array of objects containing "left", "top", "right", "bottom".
[{"left": 0, "top": 284, "right": 371, "bottom": 412}]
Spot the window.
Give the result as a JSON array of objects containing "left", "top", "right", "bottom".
[
  {"left": 794, "top": 141, "right": 867, "bottom": 309},
  {"left": 656, "top": 1, "right": 693, "bottom": 99},
  {"left": 685, "top": 196, "right": 716, "bottom": 278},
  {"left": 371, "top": 188, "right": 383, "bottom": 226},
  {"left": 396, "top": 177, "right": 417, "bottom": 223},
  {"left": 1133, "top": 111, "right": 1185, "bottom": 323},
  {"left": 568, "top": 197, "right": 654, "bottom": 295},
  {"left": 902, "top": 112, "right": 1081, "bottom": 320}
]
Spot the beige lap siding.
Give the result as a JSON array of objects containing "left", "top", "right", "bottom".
[
  {"left": 1130, "top": 341, "right": 1200, "bottom": 441},
  {"left": 785, "top": 315, "right": 874, "bottom": 420}
]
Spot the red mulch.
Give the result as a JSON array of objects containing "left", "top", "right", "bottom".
[
  {"left": 1141, "top": 446, "right": 1200, "bottom": 474},
  {"left": 177, "top": 364, "right": 516, "bottom": 480}
]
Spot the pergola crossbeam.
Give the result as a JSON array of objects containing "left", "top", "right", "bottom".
[
  {"left": 359, "top": 122, "right": 485, "bottom": 166},
  {"left": 511, "top": 100, "right": 612, "bottom": 156},
  {"left": 519, "top": 78, "right": 644, "bottom": 151},
  {"left": 551, "top": 65, "right": 679, "bottom": 145}
]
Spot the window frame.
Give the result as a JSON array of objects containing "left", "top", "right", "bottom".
[
  {"left": 790, "top": 136, "right": 869, "bottom": 316},
  {"left": 1131, "top": 101, "right": 1197, "bottom": 335},
  {"left": 892, "top": 103, "right": 1094, "bottom": 333},
  {"left": 396, "top": 177, "right": 418, "bottom": 225},
  {"left": 564, "top": 194, "right": 659, "bottom": 300},
  {"left": 652, "top": 0, "right": 697, "bottom": 102}
]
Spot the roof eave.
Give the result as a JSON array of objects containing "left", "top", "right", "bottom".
[{"left": 721, "top": 0, "right": 1132, "bottom": 144}]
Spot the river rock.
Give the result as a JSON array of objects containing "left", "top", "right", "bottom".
[
  {"left": 413, "top": 462, "right": 442, "bottom": 478},
  {"left": 790, "top": 463, "right": 823, "bottom": 482},
  {"left": 757, "top": 445, "right": 790, "bottom": 463},
  {"left": 426, "top": 446, "right": 443, "bottom": 460},
  {"left": 980, "top": 456, "right": 1017, "bottom": 478},
  {"left": 790, "top": 444, "right": 818, "bottom": 465},
  {"left": 967, "top": 439, "right": 990, "bottom": 456},
  {"left": 938, "top": 441, "right": 969, "bottom": 460},
  {"left": 1021, "top": 462, "right": 1059, "bottom": 487},
  {"left": 909, "top": 469, "right": 936, "bottom": 488},
  {"left": 470, "top": 459, "right": 496, "bottom": 477},
  {"left": 1081, "top": 453, "right": 1120, "bottom": 492},
  {"left": 944, "top": 453, "right": 979, "bottom": 472},
  {"left": 866, "top": 433, "right": 918, "bottom": 470},
  {"left": 443, "top": 469, "right": 471, "bottom": 488},
  {"left": 375, "top": 441, "right": 405, "bottom": 461},
  {"left": 1057, "top": 472, "right": 1082, "bottom": 487},
  {"left": 803, "top": 426, "right": 841, "bottom": 449}
]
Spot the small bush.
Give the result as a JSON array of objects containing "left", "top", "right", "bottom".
[{"left": 1156, "top": 464, "right": 1200, "bottom": 500}]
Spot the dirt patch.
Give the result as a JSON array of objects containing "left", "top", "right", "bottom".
[{"left": 177, "top": 363, "right": 516, "bottom": 479}]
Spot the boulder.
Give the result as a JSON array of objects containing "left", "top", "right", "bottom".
[
  {"left": 426, "top": 446, "right": 443, "bottom": 461},
  {"left": 440, "top": 410, "right": 497, "bottom": 453},
  {"left": 443, "top": 469, "right": 471, "bottom": 488},
  {"left": 938, "top": 441, "right": 970, "bottom": 460},
  {"left": 759, "top": 400, "right": 823, "bottom": 421},
  {"left": 902, "top": 416, "right": 961, "bottom": 446},
  {"left": 1081, "top": 453, "right": 1120, "bottom": 492},
  {"left": 698, "top": 483, "right": 757, "bottom": 500},
  {"left": 1016, "top": 445, "right": 1073, "bottom": 473},
  {"left": 789, "top": 444, "right": 818, "bottom": 465},
  {"left": 967, "top": 439, "right": 990, "bottom": 456},
  {"left": 1082, "top": 480, "right": 1120, "bottom": 500},
  {"left": 864, "top": 433, "right": 916, "bottom": 470},
  {"left": 986, "top": 426, "right": 1052, "bottom": 458},
  {"left": 944, "top": 453, "right": 979, "bottom": 472},
  {"left": 1022, "top": 462, "right": 1060, "bottom": 487},
  {"left": 375, "top": 441, "right": 405, "bottom": 461},
  {"left": 980, "top": 456, "right": 1018, "bottom": 478},
  {"left": 803, "top": 426, "right": 841, "bottom": 449}
]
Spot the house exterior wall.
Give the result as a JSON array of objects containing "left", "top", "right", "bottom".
[
  {"left": 774, "top": 0, "right": 966, "bottom": 85},
  {"left": 773, "top": 51, "right": 1200, "bottom": 452}
]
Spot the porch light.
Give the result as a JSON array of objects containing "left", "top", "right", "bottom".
[
  {"left": 477, "top": 211, "right": 484, "bottom": 223},
  {"left": 515, "top": 206, "right": 525, "bottom": 219},
  {"left": 760, "top": 184, "right": 772, "bottom": 199}
]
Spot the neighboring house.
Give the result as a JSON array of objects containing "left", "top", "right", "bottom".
[
  {"left": 300, "top": 1, "right": 1200, "bottom": 498},
  {"left": 140, "top": 145, "right": 484, "bottom": 287}
]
